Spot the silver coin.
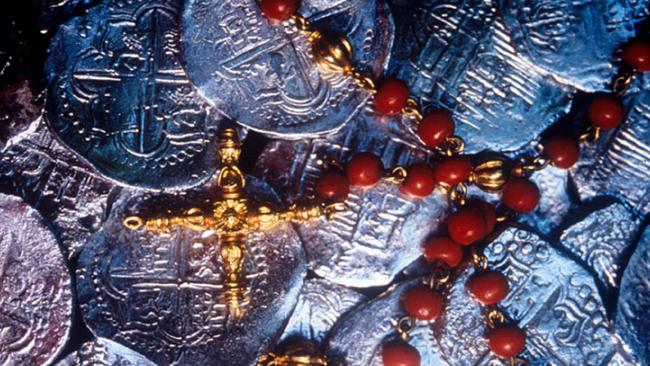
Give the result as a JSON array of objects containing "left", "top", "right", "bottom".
[
  {"left": 328, "top": 226, "right": 618, "bottom": 365},
  {"left": 560, "top": 202, "right": 643, "bottom": 292},
  {"left": 56, "top": 338, "right": 156, "bottom": 366},
  {"left": 616, "top": 224, "right": 650, "bottom": 363},
  {"left": 76, "top": 177, "right": 306, "bottom": 366},
  {"left": 0, "top": 193, "right": 73, "bottom": 365},
  {"left": 182, "top": 0, "right": 394, "bottom": 138},
  {"left": 44, "top": 0, "right": 222, "bottom": 189},
  {"left": 392, "top": 0, "right": 572, "bottom": 153},
  {"left": 0, "top": 117, "right": 120, "bottom": 260},
  {"left": 571, "top": 86, "right": 650, "bottom": 215},
  {"left": 502, "top": 0, "right": 650, "bottom": 91},
  {"left": 255, "top": 111, "right": 448, "bottom": 287},
  {"left": 280, "top": 278, "right": 366, "bottom": 344}
]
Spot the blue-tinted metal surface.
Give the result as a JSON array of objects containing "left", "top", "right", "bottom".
[
  {"left": 182, "top": 0, "right": 394, "bottom": 137},
  {"left": 56, "top": 338, "right": 156, "bottom": 366},
  {"left": 45, "top": 0, "right": 222, "bottom": 189}
]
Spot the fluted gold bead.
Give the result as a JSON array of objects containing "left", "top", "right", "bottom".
[
  {"left": 471, "top": 154, "right": 512, "bottom": 193},
  {"left": 310, "top": 30, "right": 354, "bottom": 74}
]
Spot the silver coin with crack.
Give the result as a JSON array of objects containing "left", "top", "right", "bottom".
[
  {"left": 327, "top": 226, "right": 626, "bottom": 365},
  {"left": 182, "top": 0, "right": 394, "bottom": 137},
  {"left": 56, "top": 338, "right": 156, "bottom": 366},
  {"left": 0, "top": 193, "right": 73, "bottom": 366},
  {"left": 76, "top": 177, "right": 306, "bottom": 366},
  {"left": 45, "top": 0, "right": 223, "bottom": 189},
  {"left": 254, "top": 111, "right": 447, "bottom": 287}
]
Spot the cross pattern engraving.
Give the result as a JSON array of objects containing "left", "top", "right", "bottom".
[{"left": 124, "top": 128, "right": 342, "bottom": 318}]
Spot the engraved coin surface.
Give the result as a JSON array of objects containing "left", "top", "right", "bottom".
[
  {"left": 391, "top": 0, "right": 572, "bottom": 153},
  {"left": 182, "top": 0, "right": 394, "bottom": 137},
  {"left": 76, "top": 177, "right": 306, "bottom": 366},
  {"left": 45, "top": 0, "right": 222, "bottom": 189},
  {"left": 255, "top": 111, "right": 447, "bottom": 287},
  {"left": 327, "top": 227, "right": 619, "bottom": 365},
  {"left": 0, "top": 193, "right": 73, "bottom": 366},
  {"left": 56, "top": 338, "right": 156, "bottom": 366},
  {"left": 0, "top": 117, "right": 120, "bottom": 260}
]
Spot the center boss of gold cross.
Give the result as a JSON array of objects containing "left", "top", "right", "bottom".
[{"left": 123, "top": 128, "right": 345, "bottom": 319}]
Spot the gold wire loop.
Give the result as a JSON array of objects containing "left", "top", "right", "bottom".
[
  {"left": 385, "top": 166, "right": 408, "bottom": 184},
  {"left": 509, "top": 356, "right": 530, "bottom": 366},
  {"left": 611, "top": 69, "right": 634, "bottom": 96},
  {"left": 486, "top": 309, "right": 506, "bottom": 329},
  {"left": 449, "top": 183, "right": 467, "bottom": 208},
  {"left": 513, "top": 155, "right": 549, "bottom": 177},
  {"left": 351, "top": 71, "right": 377, "bottom": 93},
  {"left": 471, "top": 249, "right": 489, "bottom": 271},
  {"left": 123, "top": 216, "right": 144, "bottom": 230},
  {"left": 292, "top": 14, "right": 312, "bottom": 32},
  {"left": 427, "top": 264, "right": 451, "bottom": 290},
  {"left": 402, "top": 98, "right": 423, "bottom": 121},
  {"left": 443, "top": 135, "right": 465, "bottom": 156},
  {"left": 396, "top": 316, "right": 416, "bottom": 342},
  {"left": 579, "top": 126, "right": 601, "bottom": 143}
]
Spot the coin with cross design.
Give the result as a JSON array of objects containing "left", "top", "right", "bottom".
[
  {"left": 45, "top": 0, "right": 223, "bottom": 189},
  {"left": 182, "top": 0, "right": 394, "bottom": 137}
]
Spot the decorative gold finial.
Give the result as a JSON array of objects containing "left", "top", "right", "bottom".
[
  {"left": 258, "top": 341, "right": 328, "bottom": 366},
  {"left": 123, "top": 128, "right": 343, "bottom": 319}
]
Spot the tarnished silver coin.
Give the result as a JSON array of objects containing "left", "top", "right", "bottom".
[
  {"left": 280, "top": 279, "right": 366, "bottom": 344},
  {"left": 560, "top": 202, "right": 643, "bottom": 292},
  {"left": 392, "top": 0, "right": 572, "bottom": 153},
  {"left": 328, "top": 227, "right": 620, "bottom": 365},
  {"left": 0, "top": 193, "right": 72, "bottom": 365},
  {"left": 76, "top": 177, "right": 306, "bottom": 366},
  {"left": 616, "top": 224, "right": 650, "bottom": 363},
  {"left": 503, "top": 0, "right": 649, "bottom": 91},
  {"left": 0, "top": 117, "right": 120, "bottom": 260},
  {"left": 182, "top": 0, "right": 394, "bottom": 137},
  {"left": 572, "top": 86, "right": 650, "bottom": 215},
  {"left": 56, "top": 338, "right": 156, "bottom": 366},
  {"left": 45, "top": 0, "right": 223, "bottom": 189},
  {"left": 255, "top": 111, "right": 448, "bottom": 287}
]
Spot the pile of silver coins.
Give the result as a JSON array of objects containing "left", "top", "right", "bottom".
[{"left": 0, "top": 0, "right": 649, "bottom": 365}]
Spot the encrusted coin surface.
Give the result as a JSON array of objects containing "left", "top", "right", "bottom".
[
  {"left": 255, "top": 111, "right": 447, "bottom": 287},
  {"left": 76, "top": 177, "right": 306, "bottom": 366},
  {"left": 56, "top": 338, "right": 156, "bottom": 366},
  {"left": 0, "top": 193, "right": 73, "bottom": 366},
  {"left": 45, "top": 0, "right": 222, "bottom": 189},
  {"left": 182, "top": 0, "right": 394, "bottom": 137}
]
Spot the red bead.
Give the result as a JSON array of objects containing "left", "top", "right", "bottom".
[
  {"left": 382, "top": 343, "right": 421, "bottom": 366},
  {"left": 447, "top": 207, "right": 487, "bottom": 246},
  {"left": 467, "top": 270, "right": 510, "bottom": 305},
  {"left": 488, "top": 325, "right": 526, "bottom": 358},
  {"left": 423, "top": 236, "right": 464, "bottom": 267},
  {"left": 544, "top": 136, "right": 580, "bottom": 169},
  {"left": 502, "top": 178, "right": 539, "bottom": 213},
  {"left": 375, "top": 78, "right": 410, "bottom": 115},
  {"left": 434, "top": 156, "right": 472, "bottom": 187},
  {"left": 315, "top": 172, "right": 349, "bottom": 202},
  {"left": 469, "top": 200, "right": 496, "bottom": 234},
  {"left": 417, "top": 110, "right": 455, "bottom": 148},
  {"left": 400, "top": 163, "right": 436, "bottom": 198},
  {"left": 588, "top": 94, "right": 624, "bottom": 130},
  {"left": 259, "top": 0, "right": 300, "bottom": 21},
  {"left": 402, "top": 284, "right": 444, "bottom": 321},
  {"left": 622, "top": 41, "right": 650, "bottom": 72},
  {"left": 347, "top": 152, "right": 383, "bottom": 187}
]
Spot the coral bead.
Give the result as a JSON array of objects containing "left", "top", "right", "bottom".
[
  {"left": 382, "top": 343, "right": 421, "bottom": 366},
  {"left": 417, "top": 110, "right": 455, "bottom": 148},
  {"left": 447, "top": 207, "right": 487, "bottom": 246},
  {"left": 544, "top": 136, "right": 580, "bottom": 169},
  {"left": 588, "top": 94, "right": 624, "bottom": 130},
  {"left": 375, "top": 78, "right": 410, "bottom": 115},
  {"left": 622, "top": 41, "right": 650, "bottom": 72},
  {"left": 347, "top": 152, "right": 383, "bottom": 187},
  {"left": 502, "top": 179, "right": 539, "bottom": 213},
  {"left": 259, "top": 0, "right": 300, "bottom": 21},
  {"left": 400, "top": 164, "right": 436, "bottom": 198},
  {"left": 467, "top": 270, "right": 509, "bottom": 305},
  {"left": 315, "top": 172, "right": 349, "bottom": 202},
  {"left": 434, "top": 157, "right": 473, "bottom": 187},
  {"left": 469, "top": 200, "right": 496, "bottom": 234},
  {"left": 423, "top": 236, "right": 464, "bottom": 267},
  {"left": 488, "top": 325, "right": 526, "bottom": 358},
  {"left": 402, "top": 285, "right": 444, "bottom": 321}
]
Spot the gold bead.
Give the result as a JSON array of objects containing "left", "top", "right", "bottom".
[
  {"left": 471, "top": 154, "right": 512, "bottom": 193},
  {"left": 310, "top": 30, "right": 354, "bottom": 74}
]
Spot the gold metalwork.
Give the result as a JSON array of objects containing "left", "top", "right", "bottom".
[
  {"left": 509, "top": 356, "right": 530, "bottom": 366},
  {"left": 258, "top": 342, "right": 328, "bottom": 366},
  {"left": 471, "top": 248, "right": 489, "bottom": 271},
  {"left": 449, "top": 183, "right": 467, "bottom": 208},
  {"left": 471, "top": 155, "right": 511, "bottom": 193},
  {"left": 512, "top": 155, "right": 549, "bottom": 177},
  {"left": 396, "top": 316, "right": 416, "bottom": 342},
  {"left": 611, "top": 68, "right": 634, "bottom": 96},
  {"left": 579, "top": 126, "right": 601, "bottom": 143},
  {"left": 486, "top": 308, "right": 506, "bottom": 329},
  {"left": 384, "top": 166, "right": 408, "bottom": 184},
  {"left": 310, "top": 29, "right": 355, "bottom": 74},
  {"left": 443, "top": 135, "right": 465, "bottom": 156},
  {"left": 124, "top": 128, "right": 341, "bottom": 318},
  {"left": 402, "top": 98, "right": 424, "bottom": 121},
  {"left": 427, "top": 262, "right": 451, "bottom": 290},
  {"left": 350, "top": 70, "right": 377, "bottom": 92}
]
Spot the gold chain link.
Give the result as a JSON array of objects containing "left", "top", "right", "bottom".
[
  {"left": 579, "top": 126, "right": 601, "bottom": 143},
  {"left": 443, "top": 135, "right": 465, "bottom": 156},
  {"left": 402, "top": 98, "right": 424, "bottom": 121},
  {"left": 384, "top": 166, "right": 408, "bottom": 184},
  {"left": 486, "top": 308, "right": 506, "bottom": 329},
  {"left": 396, "top": 316, "right": 416, "bottom": 342},
  {"left": 611, "top": 69, "right": 634, "bottom": 96},
  {"left": 449, "top": 183, "right": 467, "bottom": 208}
]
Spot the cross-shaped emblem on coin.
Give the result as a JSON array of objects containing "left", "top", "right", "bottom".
[{"left": 123, "top": 128, "right": 345, "bottom": 318}]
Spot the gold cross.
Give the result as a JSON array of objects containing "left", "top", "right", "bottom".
[{"left": 123, "top": 128, "right": 344, "bottom": 318}]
